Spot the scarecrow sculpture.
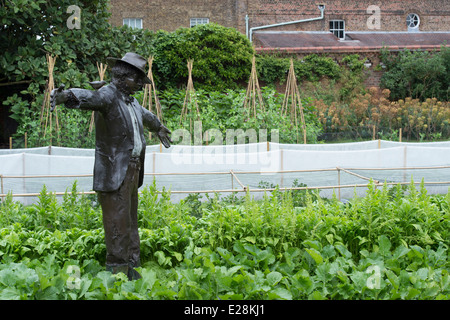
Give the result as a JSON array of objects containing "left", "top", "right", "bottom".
[{"left": 51, "top": 52, "right": 172, "bottom": 280}]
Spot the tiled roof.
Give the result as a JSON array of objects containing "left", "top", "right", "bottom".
[{"left": 254, "top": 31, "right": 450, "bottom": 53}]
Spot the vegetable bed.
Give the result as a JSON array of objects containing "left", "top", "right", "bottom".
[{"left": 0, "top": 180, "right": 449, "bottom": 300}]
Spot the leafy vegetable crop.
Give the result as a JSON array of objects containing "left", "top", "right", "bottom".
[{"left": 0, "top": 180, "right": 449, "bottom": 300}]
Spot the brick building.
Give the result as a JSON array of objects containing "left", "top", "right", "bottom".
[
  {"left": 109, "top": 0, "right": 449, "bottom": 88},
  {"left": 109, "top": 0, "right": 450, "bottom": 36}
]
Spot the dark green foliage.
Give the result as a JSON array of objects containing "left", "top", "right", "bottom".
[
  {"left": 380, "top": 46, "right": 450, "bottom": 101},
  {"left": 1, "top": 2, "right": 254, "bottom": 147},
  {"left": 1, "top": 0, "right": 155, "bottom": 148},
  {"left": 0, "top": 180, "right": 449, "bottom": 300},
  {"left": 134, "top": 86, "right": 323, "bottom": 146},
  {"left": 151, "top": 23, "right": 254, "bottom": 90},
  {"left": 255, "top": 54, "right": 342, "bottom": 85}
]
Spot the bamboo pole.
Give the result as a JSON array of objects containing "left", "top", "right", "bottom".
[
  {"left": 41, "top": 54, "right": 59, "bottom": 145},
  {"left": 337, "top": 168, "right": 341, "bottom": 201},
  {"left": 230, "top": 170, "right": 247, "bottom": 191},
  {"left": 282, "top": 58, "right": 307, "bottom": 144},
  {"left": 3, "top": 165, "right": 448, "bottom": 180},
  {"left": 243, "top": 55, "right": 265, "bottom": 120},
  {"left": 40, "top": 79, "right": 49, "bottom": 124},
  {"left": 2, "top": 164, "right": 449, "bottom": 199},
  {"left": 340, "top": 165, "right": 450, "bottom": 171},
  {"left": 180, "top": 59, "right": 200, "bottom": 129},
  {"left": 3, "top": 180, "right": 449, "bottom": 199},
  {"left": 231, "top": 172, "right": 234, "bottom": 190},
  {"left": 88, "top": 62, "right": 107, "bottom": 134},
  {"left": 280, "top": 149, "right": 284, "bottom": 187},
  {"left": 337, "top": 167, "right": 380, "bottom": 184},
  {"left": 142, "top": 56, "right": 164, "bottom": 141},
  {"left": 0, "top": 175, "right": 4, "bottom": 202}
]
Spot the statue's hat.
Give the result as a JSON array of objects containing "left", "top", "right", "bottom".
[{"left": 106, "top": 52, "right": 151, "bottom": 84}]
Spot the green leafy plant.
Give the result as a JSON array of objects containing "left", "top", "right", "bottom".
[
  {"left": 0, "top": 180, "right": 449, "bottom": 300},
  {"left": 151, "top": 23, "right": 254, "bottom": 91},
  {"left": 380, "top": 46, "right": 450, "bottom": 101}
]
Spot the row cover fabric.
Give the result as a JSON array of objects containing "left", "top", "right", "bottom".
[
  {"left": 2, "top": 140, "right": 450, "bottom": 156},
  {"left": 1, "top": 141, "right": 449, "bottom": 204}
]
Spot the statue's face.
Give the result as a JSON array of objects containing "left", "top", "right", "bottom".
[{"left": 123, "top": 70, "right": 145, "bottom": 95}]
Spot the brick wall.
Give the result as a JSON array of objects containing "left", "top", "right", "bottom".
[
  {"left": 109, "top": 0, "right": 450, "bottom": 34},
  {"left": 293, "top": 51, "right": 384, "bottom": 88},
  {"left": 247, "top": 0, "right": 450, "bottom": 33},
  {"left": 109, "top": 0, "right": 247, "bottom": 32},
  {"left": 108, "top": 0, "right": 449, "bottom": 89}
]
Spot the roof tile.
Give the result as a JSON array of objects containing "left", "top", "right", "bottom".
[{"left": 254, "top": 32, "right": 450, "bottom": 53}]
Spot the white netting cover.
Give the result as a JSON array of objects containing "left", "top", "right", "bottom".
[{"left": 1, "top": 140, "right": 449, "bottom": 204}]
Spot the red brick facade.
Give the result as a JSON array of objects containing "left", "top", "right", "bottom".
[
  {"left": 109, "top": 0, "right": 450, "bottom": 34},
  {"left": 108, "top": 1, "right": 449, "bottom": 88},
  {"left": 248, "top": 0, "right": 449, "bottom": 32},
  {"left": 109, "top": 0, "right": 245, "bottom": 32}
]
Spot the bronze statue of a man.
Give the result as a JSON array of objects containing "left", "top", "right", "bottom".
[{"left": 51, "top": 52, "right": 172, "bottom": 280}]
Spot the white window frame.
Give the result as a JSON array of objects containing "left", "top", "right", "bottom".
[
  {"left": 190, "top": 18, "right": 209, "bottom": 28},
  {"left": 406, "top": 13, "right": 420, "bottom": 31},
  {"left": 123, "top": 18, "right": 143, "bottom": 29},
  {"left": 329, "top": 20, "right": 345, "bottom": 40}
]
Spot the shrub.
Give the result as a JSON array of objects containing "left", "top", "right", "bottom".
[
  {"left": 151, "top": 23, "right": 254, "bottom": 91},
  {"left": 135, "top": 87, "right": 323, "bottom": 145},
  {"left": 1, "top": 0, "right": 155, "bottom": 148},
  {"left": 255, "top": 54, "right": 342, "bottom": 85},
  {"left": 313, "top": 87, "right": 450, "bottom": 141},
  {"left": 380, "top": 46, "right": 450, "bottom": 101}
]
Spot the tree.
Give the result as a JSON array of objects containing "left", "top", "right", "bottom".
[
  {"left": 151, "top": 23, "right": 254, "bottom": 91},
  {"left": 380, "top": 46, "right": 449, "bottom": 101},
  {"left": 1, "top": 2, "right": 254, "bottom": 148},
  {"left": 0, "top": 0, "right": 154, "bottom": 147}
]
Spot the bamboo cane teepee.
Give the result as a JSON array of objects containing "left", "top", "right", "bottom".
[
  {"left": 281, "top": 58, "right": 307, "bottom": 144},
  {"left": 88, "top": 62, "right": 107, "bottom": 134},
  {"left": 40, "top": 54, "right": 60, "bottom": 146},
  {"left": 142, "top": 57, "right": 163, "bottom": 121},
  {"left": 180, "top": 59, "right": 200, "bottom": 132},
  {"left": 243, "top": 55, "right": 265, "bottom": 120},
  {"left": 142, "top": 56, "right": 164, "bottom": 140}
]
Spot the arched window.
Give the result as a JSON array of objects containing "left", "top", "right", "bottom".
[{"left": 406, "top": 13, "right": 420, "bottom": 31}]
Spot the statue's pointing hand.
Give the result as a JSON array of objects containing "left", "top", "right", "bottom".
[
  {"left": 50, "top": 84, "right": 66, "bottom": 112},
  {"left": 157, "top": 124, "right": 173, "bottom": 148}
]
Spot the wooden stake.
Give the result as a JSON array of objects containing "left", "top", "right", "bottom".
[
  {"left": 41, "top": 54, "right": 59, "bottom": 146},
  {"left": 89, "top": 62, "right": 107, "bottom": 134},
  {"left": 180, "top": 59, "right": 200, "bottom": 134},
  {"left": 142, "top": 56, "right": 164, "bottom": 141},
  {"left": 282, "top": 58, "right": 307, "bottom": 144},
  {"left": 243, "top": 55, "right": 264, "bottom": 120},
  {"left": 337, "top": 168, "right": 341, "bottom": 201}
]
